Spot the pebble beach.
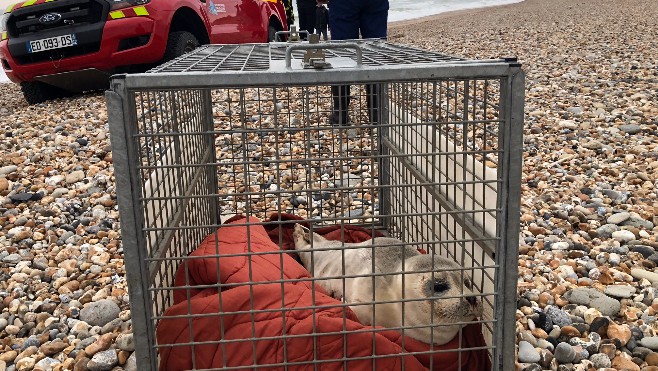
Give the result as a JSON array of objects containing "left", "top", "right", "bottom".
[
  {"left": 0, "top": 0, "right": 657, "bottom": 370},
  {"left": 393, "top": 0, "right": 658, "bottom": 369}
]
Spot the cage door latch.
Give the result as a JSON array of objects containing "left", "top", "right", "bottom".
[{"left": 303, "top": 34, "right": 332, "bottom": 69}]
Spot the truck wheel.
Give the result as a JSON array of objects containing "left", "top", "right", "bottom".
[
  {"left": 163, "top": 31, "right": 199, "bottom": 62},
  {"left": 268, "top": 25, "right": 277, "bottom": 42},
  {"left": 20, "top": 81, "right": 62, "bottom": 105}
]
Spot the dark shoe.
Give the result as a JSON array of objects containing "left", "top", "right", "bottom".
[{"left": 329, "top": 112, "right": 350, "bottom": 126}]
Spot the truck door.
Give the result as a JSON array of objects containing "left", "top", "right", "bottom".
[
  {"left": 207, "top": 0, "right": 242, "bottom": 43},
  {"left": 235, "top": 0, "right": 266, "bottom": 43}
]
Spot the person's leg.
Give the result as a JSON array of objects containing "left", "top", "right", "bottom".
[
  {"left": 298, "top": 7, "right": 316, "bottom": 37},
  {"left": 328, "top": 0, "right": 361, "bottom": 40},
  {"left": 359, "top": 0, "right": 388, "bottom": 125},
  {"left": 359, "top": 0, "right": 389, "bottom": 39},
  {"left": 328, "top": 0, "right": 361, "bottom": 125}
]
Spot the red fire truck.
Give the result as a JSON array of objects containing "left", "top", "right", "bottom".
[{"left": 0, "top": 0, "right": 288, "bottom": 103}]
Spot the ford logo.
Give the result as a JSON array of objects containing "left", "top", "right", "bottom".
[{"left": 39, "top": 13, "right": 62, "bottom": 25}]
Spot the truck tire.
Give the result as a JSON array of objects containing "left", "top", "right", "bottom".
[
  {"left": 20, "top": 81, "right": 62, "bottom": 105},
  {"left": 163, "top": 31, "right": 199, "bottom": 62}
]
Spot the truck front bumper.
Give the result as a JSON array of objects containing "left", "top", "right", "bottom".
[{"left": 0, "top": 15, "right": 167, "bottom": 91}]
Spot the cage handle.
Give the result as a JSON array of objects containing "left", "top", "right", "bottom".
[{"left": 285, "top": 43, "right": 363, "bottom": 69}]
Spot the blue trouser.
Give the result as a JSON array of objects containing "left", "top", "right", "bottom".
[
  {"left": 328, "top": 0, "right": 388, "bottom": 125},
  {"left": 297, "top": 5, "right": 316, "bottom": 38},
  {"left": 328, "top": 0, "right": 389, "bottom": 40}
]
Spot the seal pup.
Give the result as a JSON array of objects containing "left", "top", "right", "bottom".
[{"left": 292, "top": 224, "right": 482, "bottom": 345}]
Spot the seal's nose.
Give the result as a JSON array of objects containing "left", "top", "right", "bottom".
[{"left": 465, "top": 296, "right": 478, "bottom": 306}]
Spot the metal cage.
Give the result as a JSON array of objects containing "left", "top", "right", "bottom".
[{"left": 106, "top": 39, "right": 524, "bottom": 371}]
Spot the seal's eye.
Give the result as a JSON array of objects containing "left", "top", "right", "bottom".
[{"left": 433, "top": 281, "right": 449, "bottom": 293}]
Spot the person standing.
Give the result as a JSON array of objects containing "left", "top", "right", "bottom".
[
  {"left": 315, "top": 1, "right": 329, "bottom": 41},
  {"left": 327, "top": 0, "right": 389, "bottom": 126},
  {"left": 296, "top": 0, "right": 317, "bottom": 39}
]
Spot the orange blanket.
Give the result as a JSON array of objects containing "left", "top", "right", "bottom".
[{"left": 157, "top": 215, "right": 492, "bottom": 370}]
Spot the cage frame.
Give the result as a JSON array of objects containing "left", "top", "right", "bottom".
[{"left": 106, "top": 40, "right": 524, "bottom": 371}]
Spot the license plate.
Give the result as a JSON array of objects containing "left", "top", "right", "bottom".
[{"left": 27, "top": 34, "right": 78, "bottom": 53}]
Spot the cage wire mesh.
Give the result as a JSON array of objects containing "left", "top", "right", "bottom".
[{"left": 107, "top": 39, "right": 523, "bottom": 371}]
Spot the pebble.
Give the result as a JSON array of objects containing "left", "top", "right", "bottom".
[
  {"left": 607, "top": 322, "right": 632, "bottom": 346},
  {"left": 632, "top": 269, "right": 658, "bottom": 283},
  {"left": 79, "top": 300, "right": 120, "bottom": 327},
  {"left": 607, "top": 212, "right": 631, "bottom": 225},
  {"left": 15, "top": 357, "right": 35, "bottom": 371},
  {"left": 641, "top": 337, "right": 658, "bottom": 350},
  {"left": 116, "top": 333, "right": 134, "bottom": 352},
  {"left": 563, "top": 288, "right": 621, "bottom": 317},
  {"left": 34, "top": 357, "right": 60, "bottom": 371},
  {"left": 518, "top": 341, "right": 540, "bottom": 363},
  {"left": 612, "top": 230, "right": 636, "bottom": 242},
  {"left": 124, "top": 353, "right": 137, "bottom": 371},
  {"left": 590, "top": 353, "right": 612, "bottom": 368},
  {"left": 612, "top": 353, "right": 640, "bottom": 370},
  {"left": 604, "top": 284, "right": 637, "bottom": 298},
  {"left": 87, "top": 350, "right": 118, "bottom": 371},
  {"left": 647, "top": 352, "right": 658, "bottom": 366},
  {"left": 554, "top": 342, "right": 576, "bottom": 363},
  {"left": 65, "top": 170, "right": 85, "bottom": 184}
]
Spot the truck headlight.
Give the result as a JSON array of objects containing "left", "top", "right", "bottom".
[
  {"left": 0, "top": 13, "right": 9, "bottom": 34},
  {"left": 105, "top": 0, "right": 150, "bottom": 11}
]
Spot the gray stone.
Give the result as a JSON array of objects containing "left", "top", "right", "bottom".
[
  {"left": 596, "top": 224, "right": 619, "bottom": 239},
  {"left": 632, "top": 346, "right": 652, "bottom": 359},
  {"left": 612, "top": 230, "right": 636, "bottom": 242},
  {"left": 21, "top": 336, "right": 41, "bottom": 351},
  {"left": 0, "top": 165, "right": 17, "bottom": 175},
  {"left": 87, "top": 350, "right": 118, "bottom": 371},
  {"left": 632, "top": 245, "right": 656, "bottom": 258},
  {"left": 115, "top": 333, "right": 134, "bottom": 352},
  {"left": 607, "top": 212, "right": 631, "bottom": 225},
  {"left": 545, "top": 305, "right": 573, "bottom": 327},
  {"left": 604, "top": 284, "right": 636, "bottom": 298},
  {"left": 34, "top": 357, "right": 60, "bottom": 371},
  {"left": 519, "top": 330, "right": 538, "bottom": 347},
  {"left": 124, "top": 353, "right": 137, "bottom": 371},
  {"left": 640, "top": 336, "right": 658, "bottom": 350},
  {"left": 536, "top": 339, "right": 555, "bottom": 352},
  {"left": 100, "top": 318, "right": 122, "bottom": 334},
  {"left": 619, "top": 124, "right": 642, "bottom": 134},
  {"left": 554, "top": 342, "right": 576, "bottom": 363},
  {"left": 589, "top": 352, "right": 611, "bottom": 368},
  {"left": 563, "top": 287, "right": 621, "bottom": 316},
  {"left": 602, "top": 189, "right": 626, "bottom": 201},
  {"left": 631, "top": 268, "right": 658, "bottom": 283},
  {"left": 518, "top": 341, "right": 540, "bottom": 363},
  {"left": 621, "top": 216, "right": 654, "bottom": 230},
  {"left": 2, "top": 254, "right": 22, "bottom": 265},
  {"left": 590, "top": 296, "right": 621, "bottom": 317},
  {"left": 79, "top": 300, "right": 120, "bottom": 327}
]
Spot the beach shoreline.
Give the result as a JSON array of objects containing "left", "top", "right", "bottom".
[{"left": 388, "top": 0, "right": 525, "bottom": 30}]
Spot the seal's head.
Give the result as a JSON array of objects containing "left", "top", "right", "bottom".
[{"left": 399, "top": 254, "right": 482, "bottom": 345}]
